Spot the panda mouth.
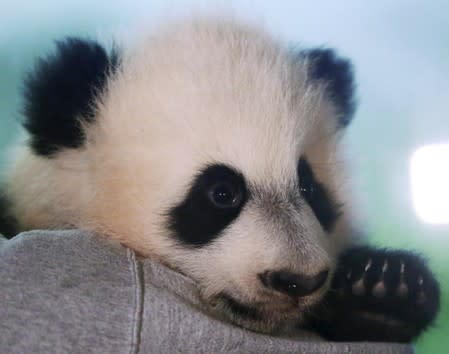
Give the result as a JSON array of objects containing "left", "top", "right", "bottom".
[
  {"left": 212, "top": 291, "right": 311, "bottom": 321},
  {"left": 216, "top": 293, "right": 263, "bottom": 321}
]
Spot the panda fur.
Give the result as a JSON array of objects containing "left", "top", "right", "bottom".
[{"left": 0, "top": 17, "right": 440, "bottom": 342}]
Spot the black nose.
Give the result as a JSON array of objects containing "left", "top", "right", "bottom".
[{"left": 259, "top": 270, "right": 329, "bottom": 297}]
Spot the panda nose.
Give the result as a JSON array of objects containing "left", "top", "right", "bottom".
[{"left": 259, "top": 270, "right": 329, "bottom": 297}]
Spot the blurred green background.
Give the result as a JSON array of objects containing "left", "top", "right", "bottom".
[{"left": 1, "top": 1, "right": 447, "bottom": 351}]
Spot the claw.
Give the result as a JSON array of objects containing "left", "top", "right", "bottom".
[
  {"left": 400, "top": 261, "right": 405, "bottom": 274},
  {"left": 364, "top": 259, "right": 372, "bottom": 272},
  {"left": 417, "top": 275, "right": 424, "bottom": 286},
  {"left": 382, "top": 260, "right": 388, "bottom": 273},
  {"left": 399, "top": 260, "right": 406, "bottom": 285}
]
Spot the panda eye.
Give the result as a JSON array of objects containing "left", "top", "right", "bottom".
[
  {"left": 298, "top": 159, "right": 316, "bottom": 200},
  {"left": 297, "top": 157, "right": 340, "bottom": 232},
  {"left": 208, "top": 181, "right": 243, "bottom": 208},
  {"left": 300, "top": 183, "right": 315, "bottom": 199},
  {"left": 169, "top": 164, "right": 248, "bottom": 246}
]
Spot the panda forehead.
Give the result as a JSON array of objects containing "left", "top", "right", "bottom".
[
  {"left": 103, "top": 19, "right": 326, "bottom": 130},
  {"left": 102, "top": 25, "right": 327, "bottom": 166},
  {"left": 94, "top": 19, "right": 337, "bottom": 190}
]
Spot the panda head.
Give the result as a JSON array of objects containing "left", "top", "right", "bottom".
[{"left": 8, "top": 18, "right": 356, "bottom": 333}]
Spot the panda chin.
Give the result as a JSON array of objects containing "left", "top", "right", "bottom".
[{"left": 205, "top": 289, "right": 325, "bottom": 334}]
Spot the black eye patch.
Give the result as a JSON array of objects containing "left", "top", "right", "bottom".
[
  {"left": 298, "top": 158, "right": 340, "bottom": 232},
  {"left": 168, "top": 164, "right": 248, "bottom": 247}
]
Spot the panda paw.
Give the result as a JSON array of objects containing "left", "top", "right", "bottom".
[{"left": 328, "top": 246, "right": 440, "bottom": 342}]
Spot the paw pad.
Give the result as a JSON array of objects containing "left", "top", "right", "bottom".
[
  {"left": 330, "top": 246, "right": 441, "bottom": 342},
  {"left": 352, "top": 278, "right": 364, "bottom": 295},
  {"left": 373, "top": 281, "right": 386, "bottom": 298},
  {"left": 396, "top": 282, "right": 408, "bottom": 297}
]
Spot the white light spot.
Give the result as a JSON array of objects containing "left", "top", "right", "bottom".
[{"left": 410, "top": 144, "right": 449, "bottom": 224}]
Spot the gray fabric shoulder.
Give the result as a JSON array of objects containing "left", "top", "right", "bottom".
[
  {"left": 0, "top": 230, "right": 139, "bottom": 354},
  {"left": 0, "top": 230, "right": 414, "bottom": 354}
]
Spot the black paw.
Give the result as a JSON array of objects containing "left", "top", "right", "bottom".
[{"left": 328, "top": 246, "right": 440, "bottom": 342}]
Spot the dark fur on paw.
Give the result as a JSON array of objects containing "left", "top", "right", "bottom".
[{"left": 322, "top": 246, "right": 441, "bottom": 342}]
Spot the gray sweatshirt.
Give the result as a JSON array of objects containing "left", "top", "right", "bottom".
[{"left": 0, "top": 230, "right": 412, "bottom": 353}]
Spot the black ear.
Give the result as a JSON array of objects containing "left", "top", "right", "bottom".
[
  {"left": 301, "top": 48, "right": 356, "bottom": 128},
  {"left": 23, "top": 37, "right": 119, "bottom": 156}
]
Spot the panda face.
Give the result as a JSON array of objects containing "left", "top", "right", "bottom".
[
  {"left": 164, "top": 158, "right": 339, "bottom": 331},
  {"left": 4, "top": 18, "right": 356, "bottom": 333}
]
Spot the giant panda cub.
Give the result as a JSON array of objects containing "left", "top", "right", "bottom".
[{"left": 0, "top": 17, "right": 440, "bottom": 342}]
